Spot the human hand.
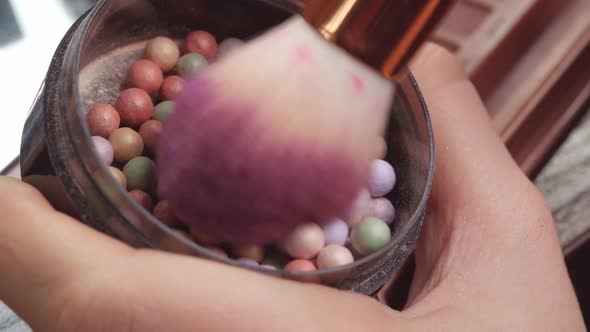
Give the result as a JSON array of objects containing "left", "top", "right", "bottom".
[{"left": 0, "top": 43, "right": 585, "bottom": 332}]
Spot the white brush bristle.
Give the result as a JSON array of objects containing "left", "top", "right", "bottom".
[{"left": 157, "top": 15, "right": 396, "bottom": 244}]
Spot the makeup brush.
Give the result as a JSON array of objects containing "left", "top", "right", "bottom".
[{"left": 156, "top": 1, "right": 451, "bottom": 245}]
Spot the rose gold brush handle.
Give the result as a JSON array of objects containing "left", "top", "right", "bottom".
[{"left": 302, "top": 0, "right": 454, "bottom": 81}]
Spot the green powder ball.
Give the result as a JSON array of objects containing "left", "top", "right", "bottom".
[
  {"left": 154, "top": 101, "right": 175, "bottom": 123},
  {"left": 176, "top": 53, "right": 208, "bottom": 78},
  {"left": 350, "top": 217, "right": 391, "bottom": 255},
  {"left": 123, "top": 156, "right": 157, "bottom": 194}
]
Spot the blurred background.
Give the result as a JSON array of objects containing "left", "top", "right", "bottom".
[
  {"left": 0, "top": 0, "right": 588, "bottom": 330},
  {"left": 0, "top": 0, "right": 97, "bottom": 169}
]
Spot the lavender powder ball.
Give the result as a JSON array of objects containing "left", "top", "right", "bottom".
[
  {"left": 216, "top": 38, "right": 244, "bottom": 59},
  {"left": 91, "top": 136, "right": 114, "bottom": 166},
  {"left": 237, "top": 258, "right": 259, "bottom": 267},
  {"left": 367, "top": 198, "right": 396, "bottom": 224},
  {"left": 368, "top": 160, "right": 396, "bottom": 197},
  {"left": 322, "top": 218, "right": 349, "bottom": 246}
]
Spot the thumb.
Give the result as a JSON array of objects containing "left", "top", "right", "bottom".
[
  {"left": 0, "top": 176, "right": 131, "bottom": 330},
  {"left": 406, "top": 43, "right": 529, "bottom": 304},
  {"left": 402, "top": 44, "right": 583, "bottom": 329}
]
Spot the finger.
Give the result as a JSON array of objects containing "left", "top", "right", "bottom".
[
  {"left": 0, "top": 176, "right": 132, "bottom": 329},
  {"left": 67, "top": 249, "right": 405, "bottom": 332},
  {"left": 403, "top": 44, "right": 581, "bottom": 323},
  {"left": 407, "top": 43, "right": 525, "bottom": 298},
  {"left": 0, "top": 177, "right": 405, "bottom": 332}
]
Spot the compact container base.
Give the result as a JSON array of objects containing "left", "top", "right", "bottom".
[{"left": 19, "top": 0, "right": 434, "bottom": 295}]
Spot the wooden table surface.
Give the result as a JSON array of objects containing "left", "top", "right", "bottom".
[
  {"left": 2, "top": 111, "right": 589, "bottom": 331},
  {"left": 535, "top": 111, "right": 590, "bottom": 249}
]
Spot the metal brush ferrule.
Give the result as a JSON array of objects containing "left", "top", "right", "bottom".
[{"left": 302, "top": 0, "right": 453, "bottom": 81}]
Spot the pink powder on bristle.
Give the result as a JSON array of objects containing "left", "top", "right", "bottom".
[
  {"left": 293, "top": 44, "right": 315, "bottom": 65},
  {"left": 156, "top": 74, "right": 367, "bottom": 245},
  {"left": 351, "top": 74, "right": 365, "bottom": 94}
]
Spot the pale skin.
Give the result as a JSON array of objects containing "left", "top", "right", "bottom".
[{"left": 0, "top": 44, "right": 585, "bottom": 331}]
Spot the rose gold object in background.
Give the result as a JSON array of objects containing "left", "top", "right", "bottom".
[
  {"left": 303, "top": 0, "right": 454, "bottom": 81},
  {"left": 300, "top": 0, "right": 589, "bottom": 177},
  {"left": 429, "top": 0, "right": 590, "bottom": 177},
  {"left": 506, "top": 45, "right": 590, "bottom": 178}
]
